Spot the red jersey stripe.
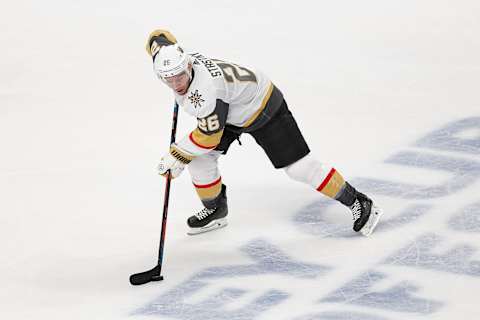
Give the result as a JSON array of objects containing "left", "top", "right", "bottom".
[{"left": 189, "top": 132, "right": 217, "bottom": 149}]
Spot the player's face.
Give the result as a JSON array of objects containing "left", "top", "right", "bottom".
[{"left": 163, "top": 71, "right": 190, "bottom": 95}]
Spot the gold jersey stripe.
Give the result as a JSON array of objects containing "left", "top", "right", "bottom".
[
  {"left": 317, "top": 169, "right": 346, "bottom": 199},
  {"left": 146, "top": 29, "right": 177, "bottom": 56},
  {"left": 242, "top": 82, "right": 274, "bottom": 128},
  {"left": 190, "top": 128, "right": 224, "bottom": 149},
  {"left": 195, "top": 179, "right": 222, "bottom": 200}
]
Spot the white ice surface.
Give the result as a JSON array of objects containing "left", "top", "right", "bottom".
[{"left": 1, "top": 1, "right": 479, "bottom": 319}]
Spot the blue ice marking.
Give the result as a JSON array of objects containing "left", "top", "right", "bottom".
[
  {"left": 294, "top": 311, "right": 389, "bottom": 320},
  {"left": 416, "top": 117, "right": 480, "bottom": 154},
  {"left": 133, "top": 239, "right": 330, "bottom": 319},
  {"left": 384, "top": 233, "right": 480, "bottom": 277},
  {"left": 321, "top": 271, "right": 443, "bottom": 314},
  {"left": 195, "top": 239, "right": 332, "bottom": 279},
  {"left": 448, "top": 201, "right": 480, "bottom": 233},
  {"left": 354, "top": 151, "right": 480, "bottom": 199}
]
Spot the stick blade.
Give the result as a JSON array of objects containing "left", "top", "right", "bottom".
[{"left": 129, "top": 265, "right": 163, "bottom": 285}]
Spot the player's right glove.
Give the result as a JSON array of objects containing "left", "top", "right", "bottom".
[{"left": 157, "top": 144, "right": 194, "bottom": 179}]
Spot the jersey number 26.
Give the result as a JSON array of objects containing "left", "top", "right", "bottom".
[
  {"left": 213, "top": 60, "right": 257, "bottom": 83},
  {"left": 198, "top": 114, "right": 220, "bottom": 132}
]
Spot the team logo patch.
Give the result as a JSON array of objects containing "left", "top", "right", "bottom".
[{"left": 188, "top": 90, "right": 205, "bottom": 108}]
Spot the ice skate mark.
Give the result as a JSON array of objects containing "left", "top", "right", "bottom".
[
  {"left": 196, "top": 239, "right": 331, "bottom": 279},
  {"left": 375, "top": 204, "right": 431, "bottom": 233},
  {"left": 416, "top": 117, "right": 480, "bottom": 155},
  {"left": 133, "top": 239, "right": 330, "bottom": 319},
  {"left": 321, "top": 271, "right": 443, "bottom": 314},
  {"left": 384, "top": 233, "right": 480, "bottom": 277},
  {"left": 448, "top": 201, "right": 480, "bottom": 233},
  {"left": 294, "top": 311, "right": 388, "bottom": 320}
]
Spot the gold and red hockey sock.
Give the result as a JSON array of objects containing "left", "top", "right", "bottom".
[
  {"left": 316, "top": 168, "right": 357, "bottom": 206},
  {"left": 194, "top": 177, "right": 223, "bottom": 208},
  {"left": 316, "top": 168, "right": 345, "bottom": 198}
]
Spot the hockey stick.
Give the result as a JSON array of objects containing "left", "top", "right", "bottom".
[{"left": 129, "top": 101, "right": 179, "bottom": 285}]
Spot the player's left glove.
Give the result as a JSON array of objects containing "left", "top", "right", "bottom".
[{"left": 157, "top": 144, "right": 194, "bottom": 179}]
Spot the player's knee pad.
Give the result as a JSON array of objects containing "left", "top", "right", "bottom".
[
  {"left": 188, "top": 151, "right": 222, "bottom": 184},
  {"left": 284, "top": 154, "right": 333, "bottom": 189}
]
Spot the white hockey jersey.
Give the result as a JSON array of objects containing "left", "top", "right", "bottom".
[{"left": 173, "top": 52, "right": 275, "bottom": 157}]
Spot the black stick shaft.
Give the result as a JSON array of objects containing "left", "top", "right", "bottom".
[{"left": 156, "top": 101, "right": 179, "bottom": 277}]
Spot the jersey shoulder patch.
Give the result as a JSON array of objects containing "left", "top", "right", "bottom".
[
  {"left": 187, "top": 89, "right": 206, "bottom": 109},
  {"left": 185, "top": 70, "right": 219, "bottom": 118}
]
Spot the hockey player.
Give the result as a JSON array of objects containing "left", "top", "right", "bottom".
[{"left": 147, "top": 30, "right": 383, "bottom": 236}]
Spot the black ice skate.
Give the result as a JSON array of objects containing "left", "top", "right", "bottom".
[
  {"left": 350, "top": 192, "right": 383, "bottom": 237},
  {"left": 187, "top": 184, "right": 228, "bottom": 235}
]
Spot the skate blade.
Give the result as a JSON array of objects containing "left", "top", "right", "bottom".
[
  {"left": 360, "top": 205, "right": 383, "bottom": 237},
  {"left": 187, "top": 218, "right": 228, "bottom": 235}
]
